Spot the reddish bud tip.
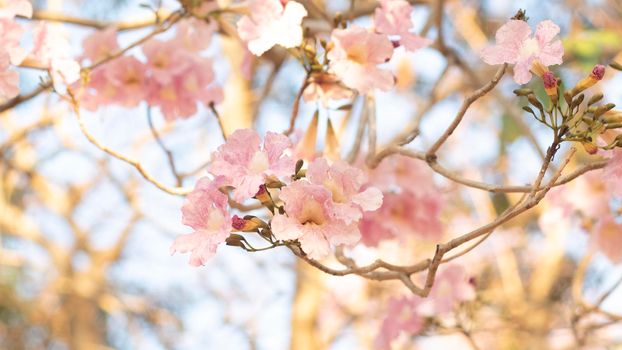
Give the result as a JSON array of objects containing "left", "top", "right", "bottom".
[
  {"left": 255, "top": 184, "right": 267, "bottom": 197},
  {"left": 391, "top": 40, "right": 400, "bottom": 49},
  {"left": 543, "top": 72, "right": 557, "bottom": 89},
  {"left": 591, "top": 64, "right": 606, "bottom": 80},
  {"left": 231, "top": 215, "right": 246, "bottom": 230}
]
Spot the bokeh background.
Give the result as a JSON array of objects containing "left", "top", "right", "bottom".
[{"left": 1, "top": 0, "right": 622, "bottom": 349}]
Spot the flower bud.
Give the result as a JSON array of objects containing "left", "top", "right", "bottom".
[
  {"left": 231, "top": 215, "right": 266, "bottom": 232},
  {"left": 542, "top": 71, "right": 558, "bottom": 102},
  {"left": 591, "top": 64, "right": 606, "bottom": 80},
  {"left": 254, "top": 184, "right": 272, "bottom": 203},
  {"left": 571, "top": 64, "right": 606, "bottom": 96}
]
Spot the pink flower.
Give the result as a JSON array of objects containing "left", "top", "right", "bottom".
[
  {"left": 302, "top": 72, "right": 353, "bottom": 106},
  {"left": 419, "top": 264, "right": 476, "bottom": 315},
  {"left": 359, "top": 155, "right": 444, "bottom": 246},
  {"left": 375, "top": 296, "right": 424, "bottom": 350},
  {"left": 373, "top": 0, "right": 431, "bottom": 51},
  {"left": 236, "top": 0, "right": 307, "bottom": 56},
  {"left": 0, "top": 51, "right": 19, "bottom": 99},
  {"left": 147, "top": 55, "right": 223, "bottom": 120},
  {"left": 604, "top": 149, "right": 622, "bottom": 197},
  {"left": 104, "top": 56, "right": 148, "bottom": 107},
  {"left": 592, "top": 215, "right": 622, "bottom": 263},
  {"left": 271, "top": 180, "right": 360, "bottom": 258},
  {"left": 481, "top": 19, "right": 564, "bottom": 84},
  {"left": 209, "top": 129, "right": 295, "bottom": 202},
  {"left": 170, "top": 176, "right": 231, "bottom": 266},
  {"left": 0, "top": 19, "right": 27, "bottom": 64},
  {"left": 31, "top": 22, "right": 80, "bottom": 86},
  {"left": 175, "top": 17, "right": 217, "bottom": 52},
  {"left": 78, "top": 56, "right": 148, "bottom": 110},
  {"left": 306, "top": 158, "right": 383, "bottom": 223},
  {"left": 81, "top": 27, "right": 119, "bottom": 62},
  {"left": 328, "top": 25, "right": 394, "bottom": 94},
  {"left": 360, "top": 191, "right": 443, "bottom": 246},
  {"left": 0, "top": 0, "right": 32, "bottom": 19},
  {"left": 142, "top": 39, "right": 191, "bottom": 84}
]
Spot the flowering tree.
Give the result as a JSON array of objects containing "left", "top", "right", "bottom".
[{"left": 2, "top": 0, "right": 622, "bottom": 348}]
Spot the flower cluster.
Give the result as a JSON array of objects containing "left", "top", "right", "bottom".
[
  {"left": 236, "top": 0, "right": 430, "bottom": 103},
  {"left": 77, "top": 17, "right": 222, "bottom": 120},
  {"left": 0, "top": 0, "right": 31, "bottom": 99},
  {"left": 1, "top": 0, "right": 80, "bottom": 99},
  {"left": 376, "top": 265, "right": 475, "bottom": 349},
  {"left": 171, "top": 129, "right": 384, "bottom": 264},
  {"left": 481, "top": 18, "right": 564, "bottom": 84},
  {"left": 549, "top": 151, "right": 622, "bottom": 263},
  {"left": 360, "top": 155, "right": 444, "bottom": 246}
]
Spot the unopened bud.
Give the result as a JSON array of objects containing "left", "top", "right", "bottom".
[
  {"left": 231, "top": 215, "right": 265, "bottom": 232},
  {"left": 571, "top": 64, "right": 606, "bottom": 96},
  {"left": 542, "top": 71, "right": 558, "bottom": 102},
  {"left": 591, "top": 64, "right": 606, "bottom": 80},
  {"left": 225, "top": 234, "right": 246, "bottom": 247},
  {"left": 255, "top": 185, "right": 271, "bottom": 202}
]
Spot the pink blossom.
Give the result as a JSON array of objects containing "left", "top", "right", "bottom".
[
  {"left": 147, "top": 55, "right": 223, "bottom": 120},
  {"left": 604, "top": 149, "right": 622, "bottom": 197},
  {"left": 142, "top": 39, "right": 191, "bottom": 84},
  {"left": 0, "top": 0, "right": 32, "bottom": 19},
  {"left": 306, "top": 158, "right": 383, "bottom": 223},
  {"left": 209, "top": 129, "right": 295, "bottom": 202},
  {"left": 170, "top": 176, "right": 231, "bottom": 266},
  {"left": 77, "top": 56, "right": 148, "bottom": 110},
  {"left": 302, "top": 72, "right": 353, "bottom": 106},
  {"left": 0, "top": 19, "right": 27, "bottom": 64},
  {"left": 81, "top": 27, "right": 119, "bottom": 63},
  {"left": 31, "top": 22, "right": 80, "bottom": 86},
  {"left": 360, "top": 191, "right": 443, "bottom": 246},
  {"left": 271, "top": 180, "right": 360, "bottom": 258},
  {"left": 175, "top": 17, "right": 217, "bottom": 52},
  {"left": 328, "top": 25, "right": 394, "bottom": 94},
  {"left": 375, "top": 296, "right": 424, "bottom": 350},
  {"left": 592, "top": 215, "right": 622, "bottom": 263},
  {"left": 0, "top": 51, "right": 19, "bottom": 99},
  {"left": 481, "top": 19, "right": 564, "bottom": 84},
  {"left": 419, "top": 264, "right": 476, "bottom": 315},
  {"left": 359, "top": 155, "right": 444, "bottom": 246},
  {"left": 373, "top": 0, "right": 431, "bottom": 51},
  {"left": 236, "top": 0, "right": 307, "bottom": 56}
]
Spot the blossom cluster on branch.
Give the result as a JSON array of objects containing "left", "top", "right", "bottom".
[{"left": 2, "top": 0, "right": 622, "bottom": 348}]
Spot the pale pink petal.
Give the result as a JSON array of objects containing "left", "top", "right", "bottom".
[
  {"left": 513, "top": 58, "right": 534, "bottom": 85},
  {"left": 264, "top": 131, "right": 293, "bottom": 164},
  {"left": 328, "top": 26, "right": 394, "bottom": 93},
  {"left": 237, "top": 0, "right": 307, "bottom": 56},
  {"left": 375, "top": 296, "right": 424, "bottom": 350},
  {"left": 0, "top": 18, "right": 27, "bottom": 64},
  {"left": 172, "top": 176, "right": 231, "bottom": 266},
  {"left": 351, "top": 187, "right": 383, "bottom": 211},
  {"left": 592, "top": 215, "right": 622, "bottom": 263},
  {"left": 605, "top": 149, "right": 622, "bottom": 197},
  {"left": 538, "top": 39, "right": 564, "bottom": 66},
  {"left": 298, "top": 226, "right": 332, "bottom": 259},
  {"left": 81, "top": 27, "right": 118, "bottom": 62},
  {"left": 400, "top": 33, "right": 432, "bottom": 51},
  {"left": 535, "top": 20, "right": 560, "bottom": 45},
  {"left": 0, "top": 51, "right": 19, "bottom": 99},
  {"left": 271, "top": 213, "right": 304, "bottom": 241}
]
